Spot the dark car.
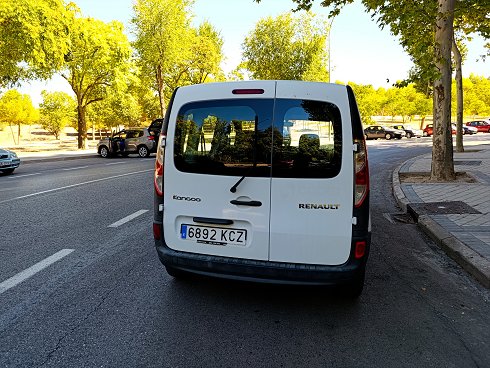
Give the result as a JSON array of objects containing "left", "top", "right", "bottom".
[
  {"left": 364, "top": 125, "right": 405, "bottom": 140},
  {"left": 393, "top": 124, "right": 423, "bottom": 138},
  {"left": 0, "top": 148, "right": 20, "bottom": 175},
  {"left": 466, "top": 120, "right": 490, "bottom": 133}
]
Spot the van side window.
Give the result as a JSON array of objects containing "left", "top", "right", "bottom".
[
  {"left": 272, "top": 99, "right": 342, "bottom": 178},
  {"left": 173, "top": 99, "right": 273, "bottom": 177}
]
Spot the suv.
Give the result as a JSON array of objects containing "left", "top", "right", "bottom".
[
  {"left": 152, "top": 81, "right": 371, "bottom": 297},
  {"left": 97, "top": 126, "right": 160, "bottom": 158}
]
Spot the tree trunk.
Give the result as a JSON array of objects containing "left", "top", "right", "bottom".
[
  {"left": 77, "top": 102, "right": 87, "bottom": 150},
  {"left": 452, "top": 38, "right": 464, "bottom": 153},
  {"left": 431, "top": 0, "right": 455, "bottom": 181},
  {"left": 156, "top": 65, "right": 165, "bottom": 118},
  {"left": 17, "top": 123, "right": 21, "bottom": 145}
]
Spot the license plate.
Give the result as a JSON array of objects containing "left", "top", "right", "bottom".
[
  {"left": 180, "top": 224, "right": 247, "bottom": 246},
  {"left": 0, "top": 161, "right": 8, "bottom": 166}
]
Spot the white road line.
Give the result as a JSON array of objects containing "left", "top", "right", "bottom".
[
  {"left": 62, "top": 166, "right": 90, "bottom": 171},
  {"left": 8, "top": 173, "right": 42, "bottom": 179},
  {"left": 105, "top": 162, "right": 126, "bottom": 166},
  {"left": 0, "top": 169, "right": 152, "bottom": 205},
  {"left": 0, "top": 249, "right": 74, "bottom": 295},
  {"left": 108, "top": 209, "right": 149, "bottom": 228}
]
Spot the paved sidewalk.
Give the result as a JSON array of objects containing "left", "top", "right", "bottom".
[
  {"left": 393, "top": 145, "right": 490, "bottom": 288},
  {"left": 18, "top": 149, "right": 98, "bottom": 164}
]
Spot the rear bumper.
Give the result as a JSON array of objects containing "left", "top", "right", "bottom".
[{"left": 155, "top": 232, "right": 370, "bottom": 285}]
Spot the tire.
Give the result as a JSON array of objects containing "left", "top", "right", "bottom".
[
  {"left": 165, "top": 266, "right": 187, "bottom": 279},
  {"left": 406, "top": 132, "right": 412, "bottom": 138},
  {"left": 99, "top": 146, "right": 110, "bottom": 158},
  {"left": 423, "top": 131, "right": 429, "bottom": 137},
  {"left": 365, "top": 134, "right": 369, "bottom": 140},
  {"left": 337, "top": 272, "right": 365, "bottom": 299},
  {"left": 138, "top": 145, "right": 150, "bottom": 158},
  {"left": 1, "top": 168, "right": 15, "bottom": 175},
  {"left": 385, "top": 133, "right": 392, "bottom": 140}
]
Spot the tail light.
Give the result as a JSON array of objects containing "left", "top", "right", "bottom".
[
  {"left": 154, "top": 134, "right": 165, "bottom": 197},
  {"left": 148, "top": 135, "right": 155, "bottom": 141},
  {"left": 354, "top": 138, "right": 369, "bottom": 207}
]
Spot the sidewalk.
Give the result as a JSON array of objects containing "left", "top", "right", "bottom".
[
  {"left": 392, "top": 145, "right": 490, "bottom": 288},
  {"left": 18, "top": 149, "right": 98, "bottom": 164}
]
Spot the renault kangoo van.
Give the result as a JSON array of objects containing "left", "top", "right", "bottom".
[{"left": 153, "top": 81, "right": 370, "bottom": 297}]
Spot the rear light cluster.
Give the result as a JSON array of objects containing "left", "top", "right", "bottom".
[
  {"left": 354, "top": 138, "right": 369, "bottom": 207},
  {"left": 154, "top": 134, "right": 165, "bottom": 197}
]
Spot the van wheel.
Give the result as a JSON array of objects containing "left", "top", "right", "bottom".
[
  {"left": 138, "top": 145, "right": 150, "bottom": 158},
  {"left": 165, "top": 266, "right": 187, "bottom": 279},
  {"left": 337, "top": 272, "right": 365, "bottom": 299},
  {"left": 405, "top": 132, "right": 412, "bottom": 138},
  {"left": 99, "top": 146, "right": 110, "bottom": 158}
]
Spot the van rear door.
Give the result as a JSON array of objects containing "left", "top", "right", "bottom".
[
  {"left": 269, "top": 82, "right": 354, "bottom": 265},
  {"left": 162, "top": 81, "right": 275, "bottom": 261}
]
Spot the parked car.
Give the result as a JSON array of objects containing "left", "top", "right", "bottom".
[
  {"left": 364, "top": 125, "right": 405, "bottom": 140},
  {"left": 460, "top": 125, "right": 478, "bottom": 135},
  {"left": 97, "top": 125, "right": 159, "bottom": 158},
  {"left": 153, "top": 81, "right": 371, "bottom": 297},
  {"left": 393, "top": 124, "right": 423, "bottom": 138},
  {"left": 422, "top": 124, "right": 457, "bottom": 137},
  {"left": 466, "top": 120, "right": 490, "bottom": 133},
  {"left": 0, "top": 148, "right": 20, "bottom": 175}
]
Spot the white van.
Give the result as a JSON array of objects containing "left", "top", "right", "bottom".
[{"left": 153, "top": 81, "right": 370, "bottom": 296}]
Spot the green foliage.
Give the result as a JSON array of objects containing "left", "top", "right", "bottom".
[
  {"left": 87, "top": 68, "right": 144, "bottom": 131},
  {"left": 186, "top": 21, "right": 225, "bottom": 84},
  {"left": 39, "top": 91, "right": 76, "bottom": 139},
  {"left": 0, "top": 89, "right": 38, "bottom": 144},
  {"left": 63, "top": 16, "right": 132, "bottom": 148},
  {"left": 459, "top": 74, "right": 490, "bottom": 117},
  {"left": 132, "top": 0, "right": 194, "bottom": 115},
  {"left": 0, "top": 0, "right": 75, "bottom": 87},
  {"left": 242, "top": 12, "right": 329, "bottom": 81}
]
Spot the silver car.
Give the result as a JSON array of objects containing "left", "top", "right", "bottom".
[
  {"left": 97, "top": 128, "right": 158, "bottom": 158},
  {"left": 0, "top": 148, "right": 20, "bottom": 175}
]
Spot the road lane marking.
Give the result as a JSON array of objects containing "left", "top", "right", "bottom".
[
  {"left": 62, "top": 166, "right": 90, "bottom": 171},
  {"left": 0, "top": 169, "right": 152, "bottom": 205},
  {"left": 0, "top": 249, "right": 74, "bottom": 295},
  {"left": 108, "top": 209, "right": 149, "bottom": 228},
  {"left": 8, "top": 173, "right": 42, "bottom": 179},
  {"left": 105, "top": 162, "right": 126, "bottom": 166}
]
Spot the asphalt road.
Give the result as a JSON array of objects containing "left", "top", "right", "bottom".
[{"left": 1, "top": 138, "right": 489, "bottom": 368}]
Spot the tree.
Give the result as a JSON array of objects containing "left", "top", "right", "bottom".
[
  {"left": 88, "top": 70, "right": 143, "bottom": 135},
  {"left": 280, "top": 0, "right": 461, "bottom": 181},
  {"left": 0, "top": 89, "right": 37, "bottom": 144},
  {"left": 39, "top": 91, "right": 76, "bottom": 139},
  {"left": 186, "top": 21, "right": 225, "bottom": 84},
  {"left": 242, "top": 12, "right": 330, "bottom": 81},
  {"left": 62, "top": 16, "right": 132, "bottom": 149},
  {"left": 0, "top": 0, "right": 74, "bottom": 87},
  {"left": 132, "top": 0, "right": 194, "bottom": 117}
]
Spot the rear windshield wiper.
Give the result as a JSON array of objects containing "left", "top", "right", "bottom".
[{"left": 230, "top": 115, "right": 259, "bottom": 193}]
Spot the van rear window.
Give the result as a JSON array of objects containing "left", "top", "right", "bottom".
[{"left": 173, "top": 99, "right": 342, "bottom": 178}]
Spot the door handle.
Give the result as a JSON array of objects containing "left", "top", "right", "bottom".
[{"left": 230, "top": 200, "right": 262, "bottom": 207}]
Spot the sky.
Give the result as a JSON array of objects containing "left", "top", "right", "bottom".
[{"left": 20, "top": 0, "right": 489, "bottom": 106}]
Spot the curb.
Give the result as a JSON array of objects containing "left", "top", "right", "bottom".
[
  {"left": 418, "top": 215, "right": 490, "bottom": 288},
  {"left": 392, "top": 155, "right": 490, "bottom": 289}
]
